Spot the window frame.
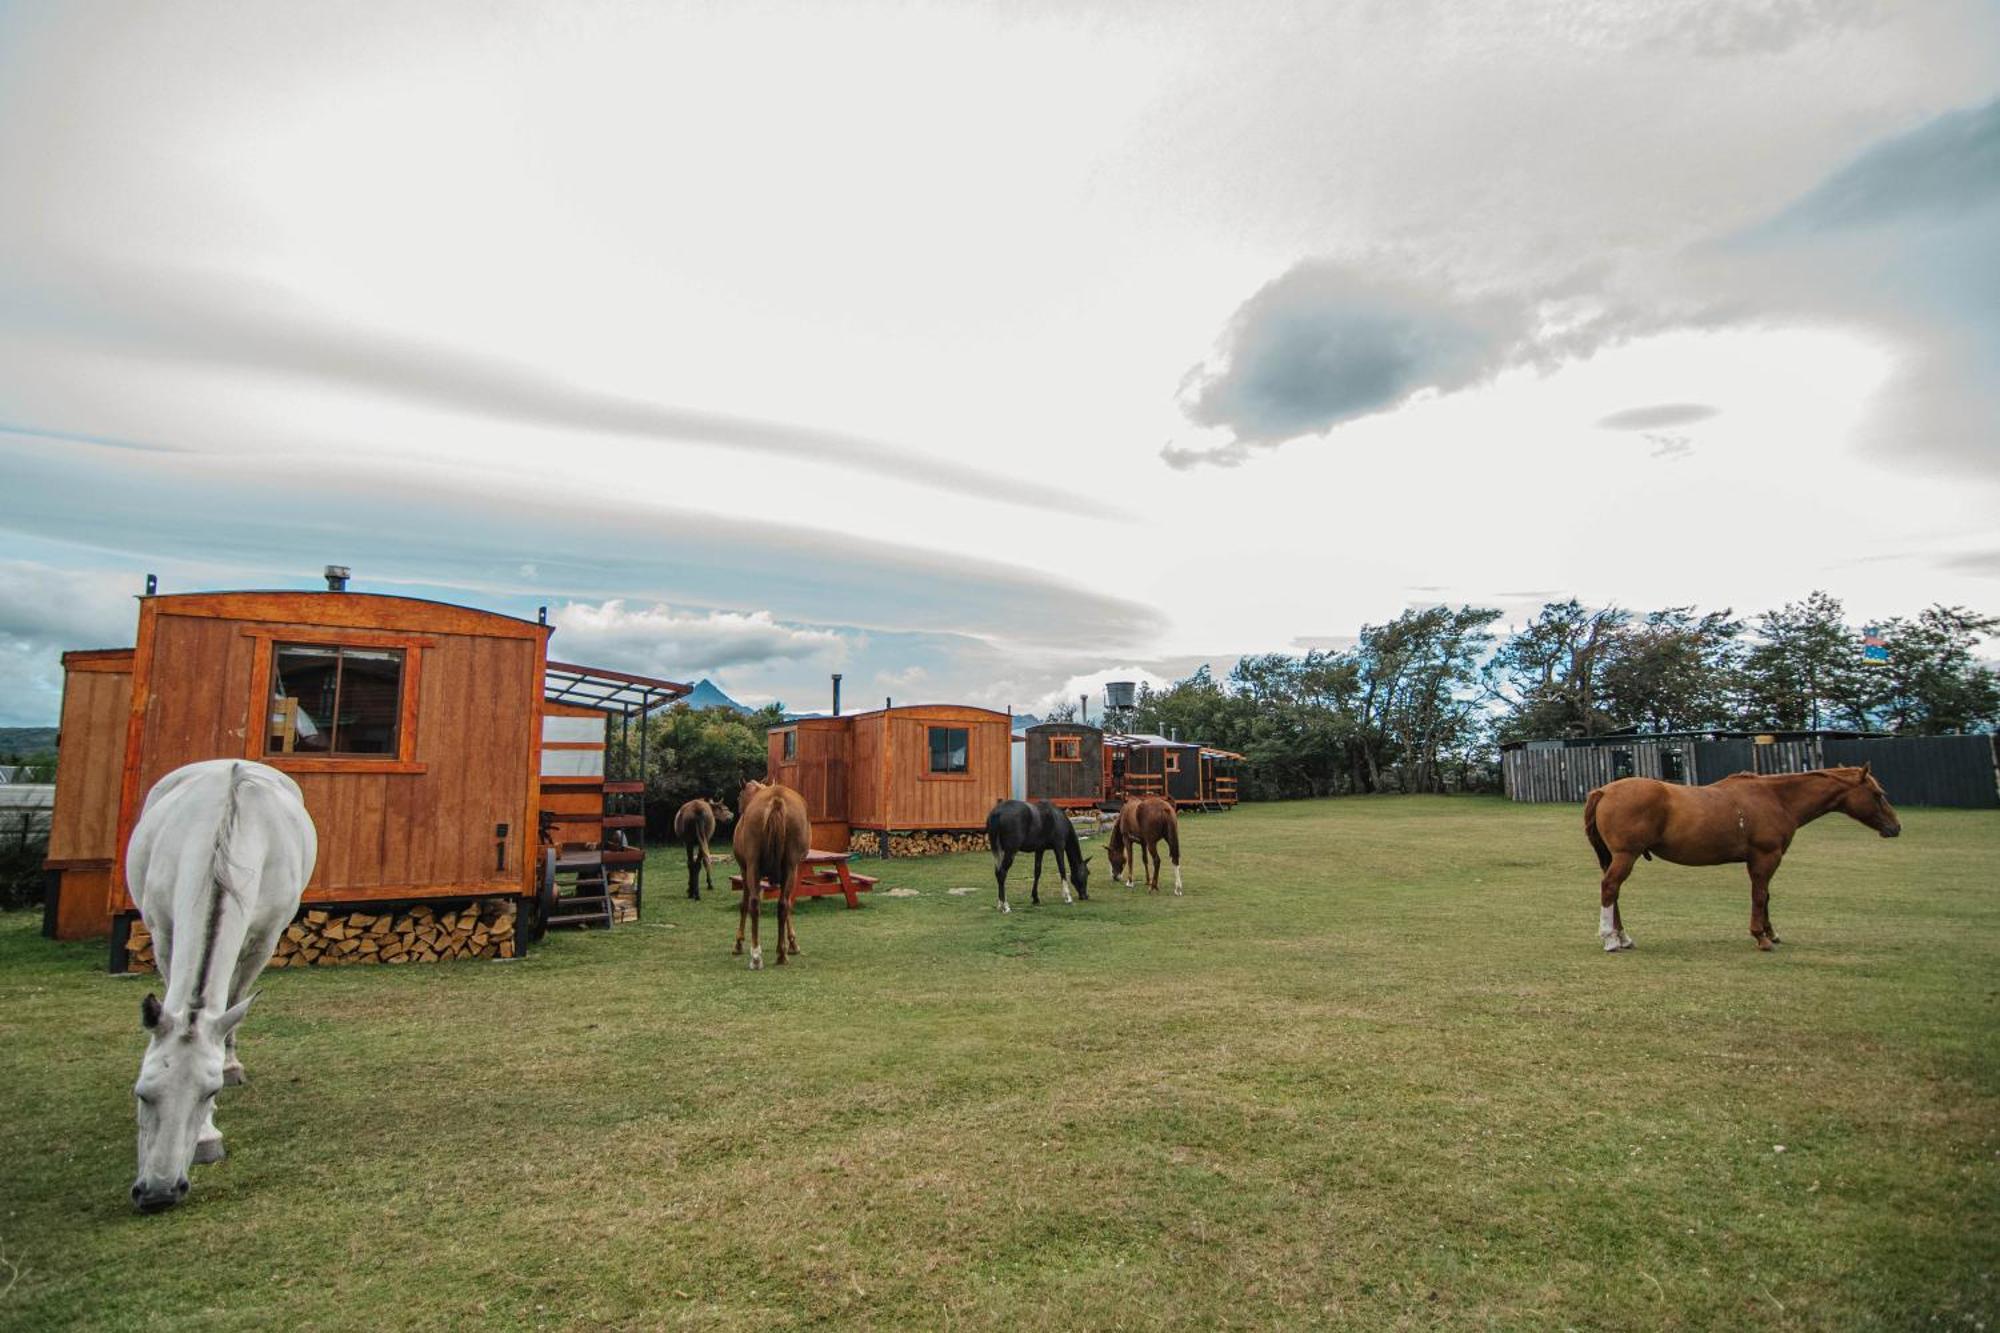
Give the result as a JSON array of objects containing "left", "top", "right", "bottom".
[
  {"left": 781, "top": 729, "right": 797, "bottom": 763},
  {"left": 925, "top": 725, "right": 971, "bottom": 777},
  {"left": 243, "top": 629, "right": 428, "bottom": 774},
  {"left": 1048, "top": 735, "right": 1082, "bottom": 764},
  {"left": 1164, "top": 750, "right": 1182, "bottom": 774}
]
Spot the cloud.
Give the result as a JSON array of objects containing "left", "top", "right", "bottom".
[
  {"left": 1173, "top": 99, "right": 2000, "bottom": 475},
  {"left": 0, "top": 560, "right": 149, "bottom": 724},
  {"left": 1644, "top": 433, "right": 1695, "bottom": 461},
  {"left": 1939, "top": 549, "right": 2000, "bottom": 579},
  {"left": 1596, "top": 402, "right": 1720, "bottom": 431},
  {"left": 1167, "top": 263, "right": 1525, "bottom": 468},
  {"left": 549, "top": 600, "right": 844, "bottom": 678},
  {"left": 0, "top": 425, "right": 1162, "bottom": 654},
  {"left": 0, "top": 264, "right": 1108, "bottom": 518}
]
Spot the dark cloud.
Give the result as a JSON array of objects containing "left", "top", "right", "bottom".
[
  {"left": 1939, "top": 549, "right": 2000, "bottom": 579},
  {"left": 1166, "top": 263, "right": 1525, "bottom": 468},
  {"left": 0, "top": 265, "right": 1109, "bottom": 518},
  {"left": 1596, "top": 403, "right": 1720, "bottom": 431},
  {"left": 1175, "top": 99, "right": 2000, "bottom": 475}
]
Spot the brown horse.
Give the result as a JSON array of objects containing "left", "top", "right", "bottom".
[
  {"left": 1584, "top": 764, "right": 1901, "bottom": 952},
  {"left": 673, "top": 796, "right": 731, "bottom": 900},
  {"left": 1107, "top": 796, "right": 1183, "bottom": 895},
  {"left": 732, "top": 780, "right": 808, "bottom": 969}
]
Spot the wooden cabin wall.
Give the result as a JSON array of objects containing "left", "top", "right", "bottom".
[
  {"left": 46, "top": 651, "right": 133, "bottom": 938},
  {"left": 848, "top": 714, "right": 885, "bottom": 827},
  {"left": 1164, "top": 745, "right": 1201, "bottom": 803},
  {"left": 1025, "top": 724, "right": 1103, "bottom": 804},
  {"left": 879, "top": 708, "right": 1009, "bottom": 829},
  {"left": 121, "top": 605, "right": 540, "bottom": 910}
]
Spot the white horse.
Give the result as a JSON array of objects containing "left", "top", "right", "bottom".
[{"left": 126, "top": 760, "right": 316, "bottom": 1212}]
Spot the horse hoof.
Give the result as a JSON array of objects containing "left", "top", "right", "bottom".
[
  {"left": 999, "top": 901, "right": 1011, "bottom": 914},
  {"left": 1602, "top": 938, "right": 1623, "bottom": 953},
  {"left": 1616, "top": 935, "right": 1635, "bottom": 951},
  {"left": 1767, "top": 935, "right": 1781, "bottom": 945},
  {"left": 222, "top": 1063, "right": 245, "bottom": 1087},
  {"left": 749, "top": 950, "right": 763, "bottom": 970},
  {"left": 1754, "top": 938, "right": 1774, "bottom": 952},
  {"left": 193, "top": 1138, "right": 226, "bottom": 1165}
]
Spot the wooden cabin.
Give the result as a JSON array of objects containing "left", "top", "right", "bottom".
[
  {"left": 42, "top": 589, "right": 687, "bottom": 967},
  {"left": 1024, "top": 722, "right": 1105, "bottom": 809},
  {"left": 766, "top": 704, "right": 1011, "bottom": 855},
  {"left": 1107, "top": 733, "right": 1204, "bottom": 807},
  {"left": 1198, "top": 747, "right": 1243, "bottom": 808}
]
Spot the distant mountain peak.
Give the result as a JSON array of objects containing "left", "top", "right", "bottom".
[{"left": 683, "top": 678, "right": 746, "bottom": 712}]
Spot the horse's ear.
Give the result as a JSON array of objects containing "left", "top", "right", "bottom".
[
  {"left": 215, "top": 991, "right": 259, "bottom": 1038},
  {"left": 141, "top": 993, "right": 162, "bottom": 1031},
  {"left": 1861, "top": 761, "right": 1871, "bottom": 776}
]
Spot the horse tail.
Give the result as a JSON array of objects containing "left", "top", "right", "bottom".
[{"left": 1583, "top": 788, "right": 1611, "bottom": 871}]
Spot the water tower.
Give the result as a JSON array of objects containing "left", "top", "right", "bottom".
[{"left": 1102, "top": 680, "right": 1138, "bottom": 735}]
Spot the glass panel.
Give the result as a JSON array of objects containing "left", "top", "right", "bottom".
[
  {"left": 1660, "top": 749, "right": 1686, "bottom": 783},
  {"left": 542, "top": 715, "right": 605, "bottom": 744},
  {"left": 930, "top": 727, "right": 968, "bottom": 773},
  {"left": 541, "top": 748, "right": 606, "bottom": 778},
  {"left": 331, "top": 649, "right": 402, "bottom": 754},
  {"left": 1611, "top": 749, "right": 1635, "bottom": 780},
  {"left": 270, "top": 645, "right": 338, "bottom": 753},
  {"left": 783, "top": 731, "right": 797, "bottom": 761}
]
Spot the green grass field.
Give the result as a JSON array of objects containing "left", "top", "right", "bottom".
[{"left": 1, "top": 796, "right": 1994, "bottom": 1331}]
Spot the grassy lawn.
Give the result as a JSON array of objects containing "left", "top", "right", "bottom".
[{"left": 0, "top": 795, "right": 1995, "bottom": 1331}]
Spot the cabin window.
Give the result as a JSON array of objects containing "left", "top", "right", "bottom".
[
  {"left": 1049, "top": 735, "right": 1081, "bottom": 763},
  {"left": 928, "top": 726, "right": 969, "bottom": 774},
  {"left": 1660, "top": 749, "right": 1687, "bottom": 783},
  {"left": 1610, "top": 748, "right": 1634, "bottom": 781},
  {"left": 1164, "top": 751, "right": 1181, "bottom": 774},
  {"left": 782, "top": 730, "right": 797, "bottom": 762},
  {"left": 267, "top": 644, "right": 404, "bottom": 756}
]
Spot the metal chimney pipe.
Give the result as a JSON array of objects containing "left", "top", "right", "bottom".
[
  {"left": 1080, "top": 694, "right": 1089, "bottom": 723},
  {"left": 324, "top": 564, "right": 350, "bottom": 592},
  {"left": 832, "top": 673, "right": 843, "bottom": 717}
]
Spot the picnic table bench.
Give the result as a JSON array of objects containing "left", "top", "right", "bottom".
[{"left": 731, "top": 848, "right": 877, "bottom": 909}]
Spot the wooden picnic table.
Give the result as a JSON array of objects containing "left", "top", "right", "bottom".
[{"left": 731, "top": 848, "right": 877, "bottom": 909}]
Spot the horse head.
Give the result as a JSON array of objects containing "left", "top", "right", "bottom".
[
  {"left": 132, "top": 991, "right": 254, "bottom": 1213},
  {"left": 1838, "top": 763, "right": 1902, "bottom": 837},
  {"left": 710, "top": 796, "right": 734, "bottom": 825},
  {"left": 737, "top": 779, "right": 768, "bottom": 813}
]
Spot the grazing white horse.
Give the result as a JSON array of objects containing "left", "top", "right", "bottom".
[{"left": 126, "top": 760, "right": 316, "bottom": 1212}]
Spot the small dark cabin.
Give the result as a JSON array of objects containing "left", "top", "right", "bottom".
[{"left": 1024, "top": 722, "right": 1104, "bottom": 808}]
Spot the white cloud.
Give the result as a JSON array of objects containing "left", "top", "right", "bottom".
[
  {"left": 549, "top": 600, "right": 845, "bottom": 679},
  {"left": 0, "top": 560, "right": 147, "bottom": 724}
]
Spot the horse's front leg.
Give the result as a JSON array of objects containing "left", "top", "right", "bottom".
[
  {"left": 221, "top": 919, "right": 285, "bottom": 1085},
  {"left": 1747, "top": 850, "right": 1781, "bottom": 950},
  {"left": 1598, "top": 851, "right": 1638, "bottom": 950},
  {"left": 193, "top": 1100, "right": 225, "bottom": 1165},
  {"left": 734, "top": 860, "right": 752, "bottom": 959}
]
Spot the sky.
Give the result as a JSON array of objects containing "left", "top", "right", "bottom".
[{"left": 1, "top": 0, "right": 1996, "bottom": 726}]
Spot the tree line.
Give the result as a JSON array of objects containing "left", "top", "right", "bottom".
[{"left": 1124, "top": 592, "right": 1998, "bottom": 801}]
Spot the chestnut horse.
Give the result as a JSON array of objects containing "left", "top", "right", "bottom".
[
  {"left": 732, "top": 780, "right": 808, "bottom": 969},
  {"left": 1107, "top": 796, "right": 1182, "bottom": 895},
  {"left": 673, "top": 796, "right": 731, "bottom": 900},
  {"left": 1584, "top": 764, "right": 1901, "bottom": 952}
]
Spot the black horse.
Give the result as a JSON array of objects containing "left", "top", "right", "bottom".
[{"left": 985, "top": 799, "right": 1091, "bottom": 914}]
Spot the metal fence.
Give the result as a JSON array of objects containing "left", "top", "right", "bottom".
[{"left": 1503, "top": 735, "right": 1998, "bottom": 808}]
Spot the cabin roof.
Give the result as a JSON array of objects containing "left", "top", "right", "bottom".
[{"left": 544, "top": 660, "right": 692, "bottom": 716}]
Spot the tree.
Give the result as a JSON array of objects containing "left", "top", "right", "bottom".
[
  {"left": 610, "top": 701, "right": 786, "bottom": 833},
  {"left": 1354, "top": 606, "right": 1498, "bottom": 792},
  {"left": 1868, "top": 605, "right": 2000, "bottom": 733},
  {"left": 1736, "top": 591, "right": 1872, "bottom": 731},
  {"left": 1489, "top": 601, "right": 1630, "bottom": 740},
  {"left": 1597, "top": 607, "right": 1743, "bottom": 733}
]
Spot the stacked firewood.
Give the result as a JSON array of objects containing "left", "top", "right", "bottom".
[
  {"left": 266, "top": 901, "right": 518, "bottom": 967},
  {"left": 848, "top": 829, "right": 990, "bottom": 858},
  {"left": 610, "top": 871, "right": 639, "bottom": 924},
  {"left": 123, "top": 900, "right": 520, "bottom": 973}
]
